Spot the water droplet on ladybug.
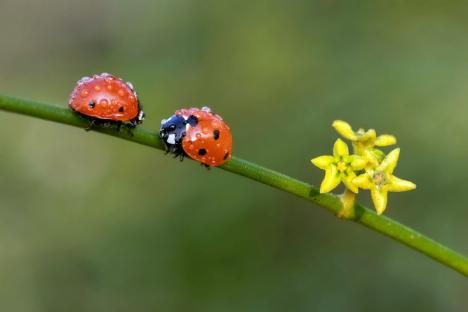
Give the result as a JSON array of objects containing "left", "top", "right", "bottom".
[
  {"left": 100, "top": 99, "right": 109, "bottom": 107},
  {"left": 94, "top": 85, "right": 101, "bottom": 91},
  {"left": 80, "top": 90, "right": 89, "bottom": 98},
  {"left": 118, "top": 89, "right": 125, "bottom": 96},
  {"left": 196, "top": 133, "right": 202, "bottom": 139},
  {"left": 78, "top": 76, "right": 91, "bottom": 84}
]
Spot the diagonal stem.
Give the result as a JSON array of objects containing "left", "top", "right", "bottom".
[{"left": 1, "top": 93, "right": 467, "bottom": 276}]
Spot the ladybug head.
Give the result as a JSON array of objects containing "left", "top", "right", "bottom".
[
  {"left": 160, "top": 114, "right": 198, "bottom": 148},
  {"left": 135, "top": 99, "right": 145, "bottom": 124},
  {"left": 136, "top": 110, "right": 145, "bottom": 124}
]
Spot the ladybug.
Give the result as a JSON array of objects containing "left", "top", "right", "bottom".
[
  {"left": 159, "top": 107, "right": 232, "bottom": 167},
  {"left": 68, "top": 73, "right": 144, "bottom": 130}
]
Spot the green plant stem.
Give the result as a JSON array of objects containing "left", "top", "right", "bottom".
[{"left": 1, "top": 94, "right": 467, "bottom": 277}]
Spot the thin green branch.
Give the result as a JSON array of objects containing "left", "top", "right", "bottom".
[{"left": 1, "top": 93, "right": 467, "bottom": 276}]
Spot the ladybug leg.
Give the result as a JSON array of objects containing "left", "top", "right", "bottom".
[
  {"left": 200, "top": 163, "right": 211, "bottom": 170},
  {"left": 85, "top": 119, "right": 96, "bottom": 131},
  {"left": 115, "top": 121, "right": 122, "bottom": 132},
  {"left": 128, "top": 119, "right": 138, "bottom": 128},
  {"left": 179, "top": 153, "right": 184, "bottom": 162},
  {"left": 103, "top": 121, "right": 112, "bottom": 128},
  {"left": 163, "top": 144, "right": 170, "bottom": 154},
  {"left": 123, "top": 123, "right": 135, "bottom": 137}
]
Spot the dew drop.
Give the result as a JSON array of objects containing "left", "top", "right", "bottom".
[
  {"left": 94, "top": 85, "right": 101, "bottom": 91},
  {"left": 195, "top": 133, "right": 202, "bottom": 139},
  {"left": 103, "top": 74, "right": 114, "bottom": 82},
  {"left": 80, "top": 90, "right": 89, "bottom": 98},
  {"left": 118, "top": 89, "right": 125, "bottom": 96},
  {"left": 78, "top": 76, "right": 91, "bottom": 84},
  {"left": 99, "top": 99, "right": 109, "bottom": 107}
]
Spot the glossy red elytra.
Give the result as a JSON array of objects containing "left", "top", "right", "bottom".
[
  {"left": 68, "top": 73, "right": 144, "bottom": 129},
  {"left": 160, "top": 107, "right": 233, "bottom": 167}
]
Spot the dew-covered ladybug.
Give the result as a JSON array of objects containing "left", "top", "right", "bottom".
[
  {"left": 68, "top": 73, "right": 144, "bottom": 130},
  {"left": 160, "top": 107, "right": 232, "bottom": 167}
]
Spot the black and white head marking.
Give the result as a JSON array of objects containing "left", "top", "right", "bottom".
[{"left": 159, "top": 114, "right": 199, "bottom": 156}]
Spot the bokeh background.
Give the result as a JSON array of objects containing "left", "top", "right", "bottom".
[{"left": 0, "top": 0, "right": 467, "bottom": 311}]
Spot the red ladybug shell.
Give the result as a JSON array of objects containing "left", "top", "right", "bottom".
[
  {"left": 69, "top": 73, "right": 139, "bottom": 121},
  {"left": 177, "top": 107, "right": 232, "bottom": 167}
]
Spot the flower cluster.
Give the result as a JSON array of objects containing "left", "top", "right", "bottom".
[{"left": 311, "top": 120, "right": 416, "bottom": 215}]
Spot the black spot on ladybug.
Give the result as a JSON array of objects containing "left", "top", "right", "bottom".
[
  {"left": 224, "top": 152, "right": 229, "bottom": 160},
  {"left": 213, "top": 129, "right": 220, "bottom": 140},
  {"left": 198, "top": 148, "right": 207, "bottom": 156},
  {"left": 89, "top": 100, "right": 95, "bottom": 108},
  {"left": 187, "top": 115, "right": 198, "bottom": 126},
  {"left": 119, "top": 106, "right": 124, "bottom": 112}
]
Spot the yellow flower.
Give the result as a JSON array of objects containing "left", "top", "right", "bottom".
[
  {"left": 332, "top": 120, "right": 396, "bottom": 154},
  {"left": 353, "top": 148, "right": 416, "bottom": 215},
  {"left": 311, "top": 139, "right": 366, "bottom": 193}
]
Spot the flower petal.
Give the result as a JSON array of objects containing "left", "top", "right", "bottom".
[
  {"left": 362, "top": 149, "right": 380, "bottom": 168},
  {"left": 353, "top": 173, "right": 372, "bottom": 189},
  {"left": 320, "top": 165, "right": 341, "bottom": 193},
  {"left": 387, "top": 176, "right": 416, "bottom": 192},
  {"left": 342, "top": 170, "right": 359, "bottom": 193},
  {"left": 359, "top": 128, "right": 376, "bottom": 142},
  {"left": 311, "top": 155, "right": 334, "bottom": 170},
  {"left": 333, "top": 139, "right": 349, "bottom": 157},
  {"left": 332, "top": 120, "right": 357, "bottom": 140},
  {"left": 371, "top": 189, "right": 388, "bottom": 215},
  {"left": 350, "top": 155, "right": 366, "bottom": 170},
  {"left": 375, "top": 134, "right": 397, "bottom": 146},
  {"left": 379, "top": 148, "right": 400, "bottom": 173}
]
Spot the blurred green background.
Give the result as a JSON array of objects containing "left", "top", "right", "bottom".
[{"left": 0, "top": 0, "right": 467, "bottom": 311}]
